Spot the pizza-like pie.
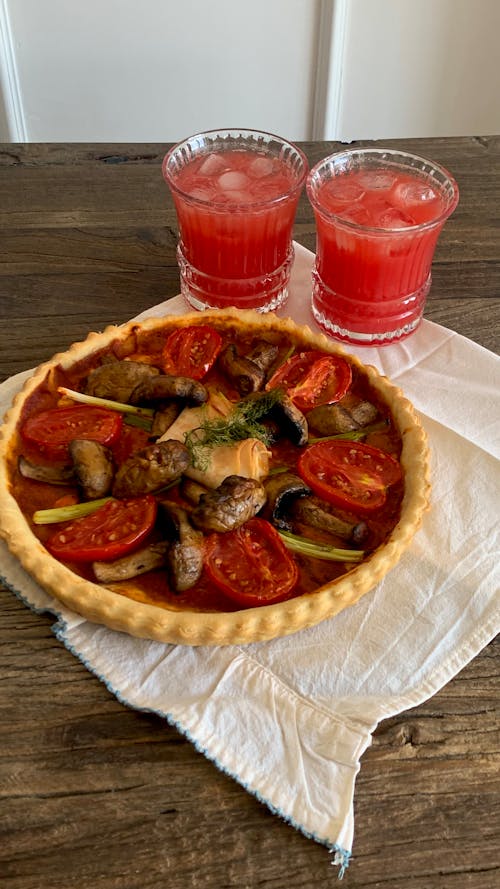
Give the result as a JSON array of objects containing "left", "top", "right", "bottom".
[{"left": 0, "top": 309, "right": 430, "bottom": 645}]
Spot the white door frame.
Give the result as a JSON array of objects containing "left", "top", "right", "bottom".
[
  {"left": 0, "top": 0, "right": 27, "bottom": 141},
  {"left": 312, "top": 0, "right": 349, "bottom": 140}
]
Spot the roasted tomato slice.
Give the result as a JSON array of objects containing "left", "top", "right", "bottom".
[
  {"left": 298, "top": 440, "right": 402, "bottom": 515},
  {"left": 266, "top": 350, "right": 352, "bottom": 412},
  {"left": 21, "top": 405, "right": 123, "bottom": 461},
  {"left": 46, "top": 496, "right": 157, "bottom": 562},
  {"left": 204, "top": 517, "right": 299, "bottom": 607},
  {"left": 162, "top": 325, "right": 223, "bottom": 380},
  {"left": 110, "top": 424, "right": 151, "bottom": 467}
]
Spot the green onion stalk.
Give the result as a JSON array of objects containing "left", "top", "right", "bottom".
[
  {"left": 278, "top": 530, "right": 364, "bottom": 563},
  {"left": 33, "top": 497, "right": 113, "bottom": 525},
  {"left": 58, "top": 387, "right": 154, "bottom": 431}
]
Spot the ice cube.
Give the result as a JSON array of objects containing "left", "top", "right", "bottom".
[
  {"left": 198, "top": 153, "right": 228, "bottom": 177},
  {"left": 357, "top": 170, "right": 396, "bottom": 190},
  {"left": 188, "top": 187, "right": 213, "bottom": 202},
  {"left": 218, "top": 170, "right": 250, "bottom": 191},
  {"left": 216, "top": 190, "right": 248, "bottom": 205},
  {"left": 338, "top": 204, "right": 371, "bottom": 226},
  {"left": 325, "top": 178, "right": 365, "bottom": 203},
  {"left": 377, "top": 204, "right": 416, "bottom": 229},
  {"left": 395, "top": 181, "right": 438, "bottom": 204},
  {"left": 249, "top": 156, "right": 275, "bottom": 178}
]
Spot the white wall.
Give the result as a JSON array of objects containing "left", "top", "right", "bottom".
[
  {"left": 0, "top": 0, "right": 320, "bottom": 142},
  {"left": 328, "top": 0, "right": 500, "bottom": 140},
  {"left": 1, "top": 0, "right": 499, "bottom": 144}
]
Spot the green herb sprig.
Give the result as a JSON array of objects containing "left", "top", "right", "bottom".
[{"left": 184, "top": 389, "right": 283, "bottom": 470}]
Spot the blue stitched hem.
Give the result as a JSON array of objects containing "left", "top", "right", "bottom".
[
  {"left": 1, "top": 572, "right": 60, "bottom": 616},
  {"left": 2, "top": 575, "right": 352, "bottom": 876},
  {"left": 329, "top": 845, "right": 351, "bottom": 878}
]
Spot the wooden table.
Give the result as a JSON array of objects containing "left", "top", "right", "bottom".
[{"left": 1, "top": 138, "right": 498, "bottom": 888}]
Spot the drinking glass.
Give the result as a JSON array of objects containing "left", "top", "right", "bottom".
[
  {"left": 163, "top": 129, "right": 308, "bottom": 312},
  {"left": 306, "top": 148, "right": 459, "bottom": 345}
]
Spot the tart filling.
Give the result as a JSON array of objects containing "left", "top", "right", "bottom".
[{"left": 0, "top": 309, "right": 430, "bottom": 645}]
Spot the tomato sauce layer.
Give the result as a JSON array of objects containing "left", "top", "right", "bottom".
[{"left": 8, "top": 320, "right": 404, "bottom": 612}]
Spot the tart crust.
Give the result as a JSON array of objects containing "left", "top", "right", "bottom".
[{"left": 0, "top": 308, "right": 430, "bottom": 645}]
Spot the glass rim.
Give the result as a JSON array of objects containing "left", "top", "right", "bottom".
[
  {"left": 306, "top": 147, "right": 459, "bottom": 233},
  {"left": 162, "top": 127, "right": 309, "bottom": 210}
]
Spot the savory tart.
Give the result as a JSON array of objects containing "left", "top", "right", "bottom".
[{"left": 0, "top": 309, "right": 430, "bottom": 645}]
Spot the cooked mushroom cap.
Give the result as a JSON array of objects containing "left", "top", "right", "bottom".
[
  {"left": 217, "top": 341, "right": 280, "bottom": 396},
  {"left": 307, "top": 397, "right": 378, "bottom": 436},
  {"left": 129, "top": 375, "right": 207, "bottom": 406},
  {"left": 168, "top": 538, "right": 205, "bottom": 592},
  {"left": 112, "top": 439, "right": 190, "bottom": 498},
  {"left": 247, "top": 342, "right": 279, "bottom": 374},
  {"left": 239, "top": 390, "right": 308, "bottom": 446},
  {"left": 217, "top": 344, "right": 266, "bottom": 395},
  {"left": 292, "top": 498, "right": 369, "bottom": 545},
  {"left": 191, "top": 475, "right": 267, "bottom": 533},
  {"left": 85, "top": 361, "right": 160, "bottom": 403},
  {"left": 271, "top": 394, "right": 308, "bottom": 446},
  {"left": 69, "top": 439, "right": 114, "bottom": 500},
  {"left": 263, "top": 472, "right": 311, "bottom": 531},
  {"left": 159, "top": 502, "right": 204, "bottom": 592}
]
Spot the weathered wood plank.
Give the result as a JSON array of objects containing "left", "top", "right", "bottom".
[{"left": 0, "top": 584, "right": 497, "bottom": 889}]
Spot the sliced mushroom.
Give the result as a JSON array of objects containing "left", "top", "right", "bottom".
[
  {"left": 18, "top": 455, "right": 75, "bottom": 486},
  {"left": 129, "top": 375, "right": 207, "bottom": 406},
  {"left": 292, "top": 498, "right": 369, "bottom": 546},
  {"left": 349, "top": 400, "right": 380, "bottom": 428},
  {"left": 69, "top": 439, "right": 114, "bottom": 500},
  {"left": 307, "top": 396, "right": 379, "bottom": 436},
  {"left": 239, "top": 390, "right": 308, "bottom": 447},
  {"left": 85, "top": 361, "right": 160, "bottom": 403},
  {"left": 151, "top": 403, "right": 182, "bottom": 438},
  {"left": 271, "top": 394, "right": 308, "bottom": 446},
  {"left": 159, "top": 502, "right": 204, "bottom": 592},
  {"left": 217, "top": 343, "right": 266, "bottom": 395},
  {"left": 247, "top": 342, "right": 279, "bottom": 375},
  {"left": 180, "top": 477, "right": 211, "bottom": 506},
  {"left": 191, "top": 474, "right": 267, "bottom": 533},
  {"left": 263, "top": 472, "right": 312, "bottom": 531},
  {"left": 112, "top": 439, "right": 190, "bottom": 498},
  {"left": 93, "top": 541, "right": 169, "bottom": 583}
]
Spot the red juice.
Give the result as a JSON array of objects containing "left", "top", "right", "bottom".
[
  {"left": 307, "top": 151, "right": 459, "bottom": 344},
  {"left": 163, "top": 132, "right": 308, "bottom": 312}
]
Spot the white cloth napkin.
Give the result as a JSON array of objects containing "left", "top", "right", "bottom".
[{"left": 1, "top": 243, "right": 499, "bottom": 875}]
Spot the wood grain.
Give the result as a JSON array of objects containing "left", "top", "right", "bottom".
[{"left": 0, "top": 139, "right": 498, "bottom": 888}]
